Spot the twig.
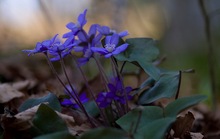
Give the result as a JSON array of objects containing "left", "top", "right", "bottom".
[{"left": 198, "top": 0, "right": 217, "bottom": 112}]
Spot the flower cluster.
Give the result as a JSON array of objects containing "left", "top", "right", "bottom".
[
  {"left": 23, "top": 9, "right": 129, "bottom": 64},
  {"left": 23, "top": 9, "right": 133, "bottom": 125}
]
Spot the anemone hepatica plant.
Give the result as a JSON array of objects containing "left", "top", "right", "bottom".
[{"left": 22, "top": 9, "right": 206, "bottom": 139}]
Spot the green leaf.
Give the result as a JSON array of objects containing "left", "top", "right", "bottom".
[
  {"left": 34, "top": 131, "right": 76, "bottom": 139},
  {"left": 135, "top": 117, "right": 175, "bottom": 139},
  {"left": 80, "top": 128, "right": 130, "bottom": 139},
  {"left": 19, "top": 93, "right": 61, "bottom": 112},
  {"left": 116, "top": 106, "right": 163, "bottom": 133},
  {"left": 116, "top": 95, "right": 206, "bottom": 139},
  {"left": 116, "top": 38, "right": 159, "bottom": 62},
  {"left": 138, "top": 71, "right": 180, "bottom": 104},
  {"left": 116, "top": 106, "right": 175, "bottom": 139},
  {"left": 32, "top": 104, "right": 68, "bottom": 134},
  {"left": 165, "top": 95, "right": 207, "bottom": 117},
  {"left": 84, "top": 101, "right": 100, "bottom": 117},
  {"left": 138, "top": 61, "right": 160, "bottom": 81},
  {"left": 115, "top": 38, "right": 160, "bottom": 80}
]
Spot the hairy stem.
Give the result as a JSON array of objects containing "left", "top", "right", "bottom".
[
  {"left": 111, "top": 57, "right": 129, "bottom": 113},
  {"left": 71, "top": 54, "right": 108, "bottom": 126},
  {"left": 45, "top": 54, "right": 79, "bottom": 105},
  {"left": 93, "top": 56, "right": 109, "bottom": 91},
  {"left": 59, "top": 55, "right": 96, "bottom": 127}
]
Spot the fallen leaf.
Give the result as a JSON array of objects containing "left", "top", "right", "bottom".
[
  {"left": 1, "top": 103, "right": 78, "bottom": 136},
  {"left": 172, "top": 111, "right": 195, "bottom": 139},
  {"left": 0, "top": 83, "right": 24, "bottom": 103},
  {"left": 190, "top": 132, "right": 204, "bottom": 139},
  {"left": 11, "top": 80, "right": 38, "bottom": 91},
  {"left": 70, "top": 124, "right": 91, "bottom": 136}
]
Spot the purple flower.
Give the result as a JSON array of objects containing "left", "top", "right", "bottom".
[
  {"left": 98, "top": 25, "right": 129, "bottom": 38},
  {"left": 73, "top": 24, "right": 102, "bottom": 65},
  {"left": 63, "top": 9, "right": 87, "bottom": 44},
  {"left": 61, "top": 92, "right": 88, "bottom": 108},
  {"left": 47, "top": 37, "right": 77, "bottom": 62},
  {"left": 61, "top": 85, "right": 89, "bottom": 108},
  {"left": 91, "top": 34, "right": 129, "bottom": 58},
  {"left": 96, "top": 77, "right": 133, "bottom": 108},
  {"left": 23, "top": 34, "right": 58, "bottom": 56},
  {"left": 107, "top": 77, "right": 133, "bottom": 104},
  {"left": 96, "top": 92, "right": 115, "bottom": 108}
]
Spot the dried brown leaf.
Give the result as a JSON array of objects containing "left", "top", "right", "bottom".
[
  {"left": 173, "top": 111, "right": 195, "bottom": 139},
  {"left": 1, "top": 103, "right": 77, "bottom": 135},
  {"left": 70, "top": 124, "right": 91, "bottom": 136},
  {"left": 11, "top": 80, "right": 38, "bottom": 91},
  {"left": 190, "top": 132, "right": 204, "bottom": 139},
  {"left": 0, "top": 83, "right": 24, "bottom": 103}
]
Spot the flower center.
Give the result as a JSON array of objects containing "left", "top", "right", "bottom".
[
  {"left": 105, "top": 43, "right": 116, "bottom": 52},
  {"left": 110, "top": 29, "right": 116, "bottom": 34}
]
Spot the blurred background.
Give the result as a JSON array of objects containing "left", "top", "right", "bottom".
[{"left": 0, "top": 0, "right": 219, "bottom": 106}]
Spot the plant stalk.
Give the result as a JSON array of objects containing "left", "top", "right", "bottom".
[{"left": 198, "top": 0, "right": 218, "bottom": 112}]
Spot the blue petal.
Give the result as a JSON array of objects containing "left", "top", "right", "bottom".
[
  {"left": 78, "top": 9, "right": 87, "bottom": 27},
  {"left": 77, "top": 57, "right": 89, "bottom": 66},
  {"left": 77, "top": 31, "right": 88, "bottom": 42},
  {"left": 110, "top": 34, "right": 119, "bottom": 45},
  {"left": 66, "top": 22, "right": 76, "bottom": 29},
  {"left": 118, "top": 31, "right": 129, "bottom": 37},
  {"left": 96, "top": 92, "right": 106, "bottom": 102},
  {"left": 93, "top": 33, "right": 102, "bottom": 44},
  {"left": 63, "top": 31, "right": 74, "bottom": 38},
  {"left": 91, "top": 47, "right": 108, "bottom": 54},
  {"left": 112, "top": 43, "right": 128, "bottom": 55},
  {"left": 88, "top": 24, "right": 98, "bottom": 37},
  {"left": 104, "top": 53, "right": 113, "bottom": 58},
  {"left": 125, "top": 86, "right": 132, "bottom": 94},
  {"left": 61, "top": 99, "right": 74, "bottom": 106},
  {"left": 42, "top": 40, "right": 51, "bottom": 47},
  {"left": 22, "top": 49, "right": 36, "bottom": 56},
  {"left": 99, "top": 26, "right": 110, "bottom": 35},
  {"left": 50, "top": 56, "right": 61, "bottom": 62},
  {"left": 51, "top": 34, "right": 59, "bottom": 43},
  {"left": 63, "top": 35, "right": 75, "bottom": 46},
  {"left": 79, "top": 92, "right": 89, "bottom": 103},
  {"left": 108, "top": 83, "right": 116, "bottom": 93},
  {"left": 105, "top": 36, "right": 111, "bottom": 44},
  {"left": 35, "top": 42, "right": 42, "bottom": 50}
]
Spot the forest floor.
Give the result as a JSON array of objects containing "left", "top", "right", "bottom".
[{"left": 0, "top": 54, "right": 220, "bottom": 139}]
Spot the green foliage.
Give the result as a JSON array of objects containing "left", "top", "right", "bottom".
[
  {"left": 32, "top": 104, "right": 68, "bottom": 134},
  {"left": 138, "top": 71, "right": 180, "bottom": 104},
  {"left": 116, "top": 106, "right": 164, "bottom": 132},
  {"left": 116, "top": 95, "right": 206, "bottom": 139},
  {"left": 164, "top": 95, "right": 207, "bottom": 117},
  {"left": 115, "top": 38, "right": 160, "bottom": 80},
  {"left": 83, "top": 101, "right": 100, "bottom": 117},
  {"left": 135, "top": 117, "right": 175, "bottom": 139},
  {"left": 80, "top": 128, "right": 131, "bottom": 139},
  {"left": 19, "top": 93, "right": 61, "bottom": 112}
]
